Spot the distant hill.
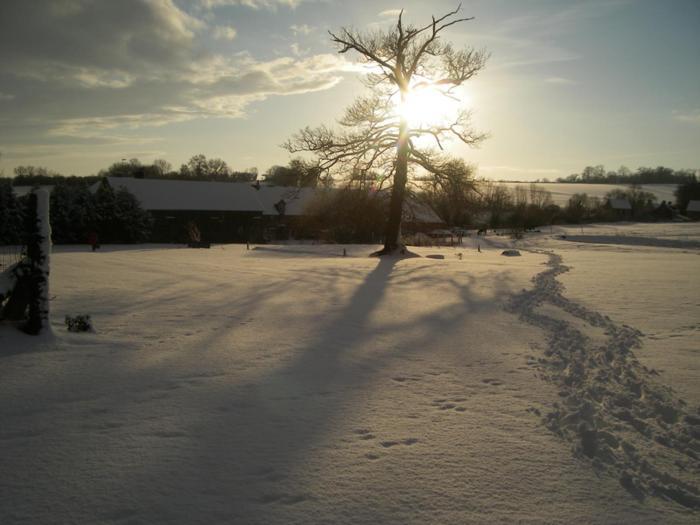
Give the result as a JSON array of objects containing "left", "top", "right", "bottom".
[{"left": 494, "top": 182, "right": 677, "bottom": 206}]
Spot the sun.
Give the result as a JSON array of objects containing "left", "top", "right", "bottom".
[{"left": 394, "top": 83, "right": 468, "bottom": 129}]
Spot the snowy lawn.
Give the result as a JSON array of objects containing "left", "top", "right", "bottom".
[{"left": 1, "top": 225, "right": 698, "bottom": 524}]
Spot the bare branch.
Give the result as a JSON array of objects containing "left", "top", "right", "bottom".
[{"left": 285, "top": 6, "right": 488, "bottom": 251}]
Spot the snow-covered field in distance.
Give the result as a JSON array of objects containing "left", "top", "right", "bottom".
[
  {"left": 0, "top": 222, "right": 698, "bottom": 524},
  {"left": 494, "top": 182, "right": 678, "bottom": 205}
]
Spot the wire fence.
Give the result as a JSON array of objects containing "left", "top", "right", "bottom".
[
  {"left": 0, "top": 245, "right": 26, "bottom": 273},
  {"left": 1, "top": 193, "right": 30, "bottom": 305},
  {"left": 1, "top": 190, "right": 51, "bottom": 334}
]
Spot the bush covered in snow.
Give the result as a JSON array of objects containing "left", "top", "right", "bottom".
[{"left": 65, "top": 314, "right": 93, "bottom": 332}]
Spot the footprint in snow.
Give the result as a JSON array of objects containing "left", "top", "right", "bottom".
[
  {"left": 431, "top": 399, "right": 467, "bottom": 412},
  {"left": 380, "top": 438, "right": 419, "bottom": 448},
  {"left": 392, "top": 375, "right": 421, "bottom": 383},
  {"left": 353, "top": 428, "right": 375, "bottom": 440}
]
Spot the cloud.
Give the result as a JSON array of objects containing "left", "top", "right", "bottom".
[
  {"left": 378, "top": 9, "right": 402, "bottom": 18},
  {"left": 673, "top": 109, "right": 700, "bottom": 125},
  {"left": 544, "top": 77, "right": 576, "bottom": 85},
  {"left": 482, "top": 2, "right": 631, "bottom": 72},
  {"left": 290, "top": 43, "right": 308, "bottom": 56},
  {"left": 213, "top": 25, "right": 238, "bottom": 40},
  {"left": 1, "top": 143, "right": 167, "bottom": 161},
  {"left": 290, "top": 24, "right": 313, "bottom": 36},
  {"left": 199, "top": 0, "right": 310, "bottom": 9},
  {"left": 0, "top": 0, "right": 349, "bottom": 147},
  {"left": 496, "top": 1, "right": 632, "bottom": 39},
  {"left": 0, "top": 0, "right": 206, "bottom": 76}
]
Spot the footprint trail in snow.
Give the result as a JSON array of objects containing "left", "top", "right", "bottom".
[{"left": 508, "top": 251, "right": 700, "bottom": 509}]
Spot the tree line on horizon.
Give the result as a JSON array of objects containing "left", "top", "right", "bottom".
[
  {"left": 6, "top": 155, "right": 328, "bottom": 188},
  {"left": 3, "top": 6, "right": 698, "bottom": 252},
  {"left": 0, "top": 178, "right": 151, "bottom": 246},
  {"left": 3, "top": 161, "right": 700, "bottom": 247},
  {"left": 6, "top": 158, "right": 697, "bottom": 189},
  {"left": 554, "top": 165, "right": 696, "bottom": 185}
]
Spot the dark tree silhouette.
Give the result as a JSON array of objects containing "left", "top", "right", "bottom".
[
  {"left": 419, "top": 158, "right": 478, "bottom": 226},
  {"left": 263, "top": 158, "right": 323, "bottom": 187},
  {"left": 675, "top": 180, "right": 700, "bottom": 212},
  {"left": 284, "top": 5, "right": 487, "bottom": 255}
]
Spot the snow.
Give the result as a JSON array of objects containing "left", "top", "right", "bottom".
[
  {"left": 255, "top": 186, "right": 316, "bottom": 216},
  {"left": 498, "top": 183, "right": 678, "bottom": 206},
  {"left": 97, "top": 177, "right": 317, "bottom": 216},
  {"left": 100, "top": 177, "right": 263, "bottom": 212},
  {"left": 1, "top": 223, "right": 698, "bottom": 524},
  {"left": 0, "top": 263, "right": 17, "bottom": 296},
  {"left": 11, "top": 185, "right": 54, "bottom": 198}
]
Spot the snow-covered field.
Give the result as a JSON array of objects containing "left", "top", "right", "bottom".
[
  {"left": 497, "top": 182, "right": 678, "bottom": 206},
  {"left": 1, "top": 223, "right": 698, "bottom": 524}
]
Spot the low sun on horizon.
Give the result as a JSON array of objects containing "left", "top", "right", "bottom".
[
  {"left": 393, "top": 82, "right": 471, "bottom": 130},
  {"left": 1, "top": 2, "right": 699, "bottom": 523}
]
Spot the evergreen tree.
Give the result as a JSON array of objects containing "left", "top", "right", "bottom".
[
  {"left": 113, "top": 187, "right": 152, "bottom": 242},
  {"left": 93, "top": 179, "right": 152, "bottom": 243},
  {"left": 0, "top": 180, "right": 24, "bottom": 245},
  {"left": 675, "top": 180, "right": 700, "bottom": 212},
  {"left": 49, "top": 181, "right": 96, "bottom": 243}
]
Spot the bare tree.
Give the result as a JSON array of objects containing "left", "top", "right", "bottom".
[
  {"left": 284, "top": 5, "right": 488, "bottom": 255},
  {"left": 152, "top": 159, "right": 172, "bottom": 176}
]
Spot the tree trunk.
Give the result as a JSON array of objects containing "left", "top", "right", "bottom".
[{"left": 375, "top": 118, "right": 409, "bottom": 256}]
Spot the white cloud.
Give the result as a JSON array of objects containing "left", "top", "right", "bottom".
[
  {"left": 290, "top": 43, "right": 306, "bottom": 56},
  {"left": 73, "top": 69, "right": 135, "bottom": 89},
  {"left": 213, "top": 25, "right": 238, "bottom": 40},
  {"left": 199, "top": 0, "right": 309, "bottom": 9},
  {"left": 0, "top": 0, "right": 350, "bottom": 145},
  {"left": 545, "top": 77, "right": 576, "bottom": 85},
  {"left": 673, "top": 109, "right": 700, "bottom": 125},
  {"left": 0, "top": 0, "right": 207, "bottom": 75},
  {"left": 32, "top": 53, "right": 348, "bottom": 139},
  {"left": 290, "top": 24, "right": 313, "bottom": 36},
  {"left": 378, "top": 9, "right": 402, "bottom": 18},
  {"left": 481, "top": 2, "right": 630, "bottom": 72}
]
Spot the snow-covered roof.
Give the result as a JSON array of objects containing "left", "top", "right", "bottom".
[
  {"left": 99, "top": 177, "right": 262, "bottom": 212},
  {"left": 686, "top": 200, "right": 700, "bottom": 212},
  {"left": 92, "top": 177, "right": 444, "bottom": 222},
  {"left": 12, "top": 185, "right": 54, "bottom": 197},
  {"left": 255, "top": 186, "right": 316, "bottom": 216},
  {"left": 403, "top": 198, "right": 444, "bottom": 224},
  {"left": 608, "top": 198, "right": 632, "bottom": 210},
  {"left": 96, "top": 177, "right": 319, "bottom": 215}
]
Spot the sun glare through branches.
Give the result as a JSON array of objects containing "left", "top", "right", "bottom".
[{"left": 393, "top": 82, "right": 469, "bottom": 130}]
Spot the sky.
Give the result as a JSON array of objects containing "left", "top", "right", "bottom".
[{"left": 0, "top": 0, "right": 699, "bottom": 181}]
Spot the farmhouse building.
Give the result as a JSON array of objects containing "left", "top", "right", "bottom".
[
  {"left": 606, "top": 197, "right": 632, "bottom": 219},
  {"left": 97, "top": 177, "right": 315, "bottom": 243}
]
